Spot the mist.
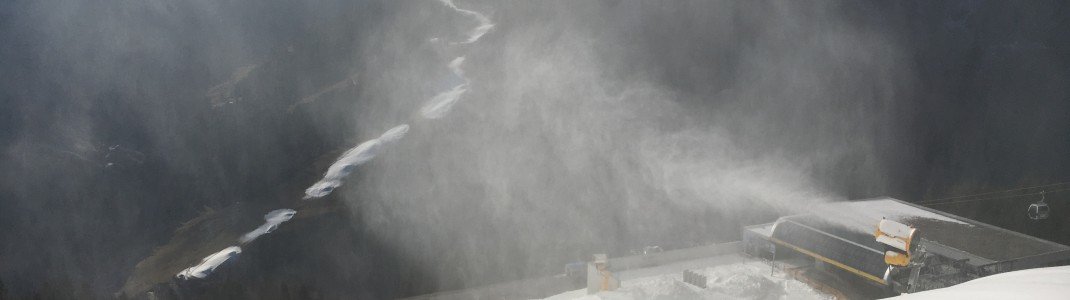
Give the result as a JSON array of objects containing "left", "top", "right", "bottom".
[
  {"left": 344, "top": 1, "right": 909, "bottom": 289},
  {"left": 2, "top": 0, "right": 1070, "bottom": 299}
]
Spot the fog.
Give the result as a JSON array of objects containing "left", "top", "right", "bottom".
[{"left": 2, "top": 0, "right": 1070, "bottom": 299}]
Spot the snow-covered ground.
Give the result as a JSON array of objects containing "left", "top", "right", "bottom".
[
  {"left": 889, "top": 265, "right": 1070, "bottom": 299},
  {"left": 545, "top": 254, "right": 831, "bottom": 300}
]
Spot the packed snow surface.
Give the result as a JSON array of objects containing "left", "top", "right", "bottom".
[
  {"left": 890, "top": 265, "right": 1070, "bottom": 300},
  {"left": 546, "top": 254, "right": 831, "bottom": 300}
]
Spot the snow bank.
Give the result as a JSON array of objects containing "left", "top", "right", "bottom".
[{"left": 890, "top": 265, "right": 1070, "bottom": 300}]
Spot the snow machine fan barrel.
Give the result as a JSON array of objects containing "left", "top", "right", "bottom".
[{"left": 875, "top": 219, "right": 916, "bottom": 266}]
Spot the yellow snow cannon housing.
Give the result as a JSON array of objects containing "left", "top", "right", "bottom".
[{"left": 875, "top": 219, "right": 917, "bottom": 267}]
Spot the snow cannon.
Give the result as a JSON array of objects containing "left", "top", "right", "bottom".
[
  {"left": 742, "top": 197, "right": 1070, "bottom": 294},
  {"left": 586, "top": 254, "right": 619, "bottom": 294},
  {"left": 875, "top": 219, "right": 916, "bottom": 266}
]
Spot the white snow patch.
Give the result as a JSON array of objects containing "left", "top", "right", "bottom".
[
  {"left": 420, "top": 57, "right": 470, "bottom": 119},
  {"left": 304, "top": 180, "right": 342, "bottom": 199},
  {"left": 890, "top": 265, "right": 1070, "bottom": 299},
  {"left": 304, "top": 124, "right": 410, "bottom": 199},
  {"left": 420, "top": 83, "right": 468, "bottom": 119},
  {"left": 239, "top": 209, "right": 297, "bottom": 244},
  {"left": 378, "top": 124, "right": 410, "bottom": 145},
  {"left": 448, "top": 57, "right": 466, "bottom": 76},
  {"left": 303, "top": 139, "right": 379, "bottom": 199},
  {"left": 176, "top": 246, "right": 242, "bottom": 280},
  {"left": 438, "top": 0, "right": 494, "bottom": 44}
]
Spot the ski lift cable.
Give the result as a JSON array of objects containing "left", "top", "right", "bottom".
[
  {"left": 918, "top": 181, "right": 1070, "bottom": 204},
  {"left": 920, "top": 188, "right": 1070, "bottom": 207},
  {"left": 916, "top": 181, "right": 1070, "bottom": 205},
  {"left": 922, "top": 188, "right": 1070, "bottom": 207}
]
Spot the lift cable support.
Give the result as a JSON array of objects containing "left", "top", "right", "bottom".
[{"left": 1028, "top": 191, "right": 1050, "bottom": 220}]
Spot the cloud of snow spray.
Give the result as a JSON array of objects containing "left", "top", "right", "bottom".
[
  {"left": 192, "top": 0, "right": 909, "bottom": 290},
  {"left": 337, "top": 0, "right": 911, "bottom": 289}
]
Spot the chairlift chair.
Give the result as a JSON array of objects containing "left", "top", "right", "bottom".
[{"left": 1028, "top": 191, "right": 1050, "bottom": 220}]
